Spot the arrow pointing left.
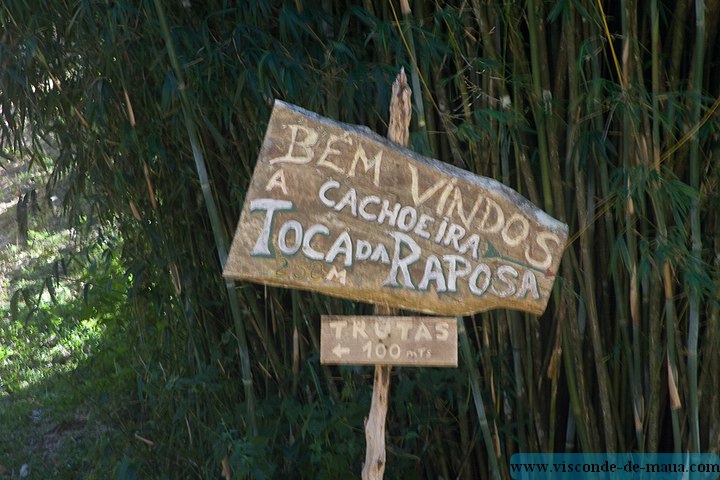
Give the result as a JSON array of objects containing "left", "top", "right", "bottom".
[{"left": 333, "top": 344, "right": 350, "bottom": 358}]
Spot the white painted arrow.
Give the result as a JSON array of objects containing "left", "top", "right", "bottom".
[{"left": 333, "top": 344, "right": 350, "bottom": 358}]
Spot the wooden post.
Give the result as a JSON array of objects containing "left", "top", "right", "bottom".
[
  {"left": 361, "top": 69, "right": 412, "bottom": 480},
  {"left": 385, "top": 67, "right": 412, "bottom": 150},
  {"left": 362, "top": 362, "right": 392, "bottom": 480}
]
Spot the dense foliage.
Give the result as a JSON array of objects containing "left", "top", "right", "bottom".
[{"left": 1, "top": 0, "right": 719, "bottom": 478}]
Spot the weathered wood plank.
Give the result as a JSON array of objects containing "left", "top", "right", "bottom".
[
  {"left": 223, "top": 100, "right": 568, "bottom": 316},
  {"left": 320, "top": 316, "right": 457, "bottom": 367}
]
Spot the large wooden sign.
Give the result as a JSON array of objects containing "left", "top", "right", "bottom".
[
  {"left": 320, "top": 316, "right": 457, "bottom": 367},
  {"left": 223, "top": 100, "right": 568, "bottom": 316}
]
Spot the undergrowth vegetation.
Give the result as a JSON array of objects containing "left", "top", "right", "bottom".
[
  {"left": 1, "top": 1, "right": 719, "bottom": 478},
  {"left": 0, "top": 214, "right": 137, "bottom": 477}
]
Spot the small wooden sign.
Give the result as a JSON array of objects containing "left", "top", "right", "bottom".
[
  {"left": 320, "top": 316, "right": 457, "bottom": 367},
  {"left": 223, "top": 100, "right": 568, "bottom": 316}
]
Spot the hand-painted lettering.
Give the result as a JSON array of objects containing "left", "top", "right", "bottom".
[
  {"left": 348, "top": 144, "right": 383, "bottom": 187},
  {"left": 302, "top": 224, "right": 329, "bottom": 260},
  {"left": 317, "top": 133, "right": 353, "bottom": 173},
  {"left": 265, "top": 169, "right": 289, "bottom": 195},
  {"left": 249, "top": 198, "right": 294, "bottom": 256},
  {"left": 319, "top": 179, "right": 339, "bottom": 208},
  {"left": 270, "top": 124, "right": 318, "bottom": 164},
  {"left": 329, "top": 320, "right": 348, "bottom": 339},
  {"left": 383, "top": 232, "right": 421, "bottom": 289}
]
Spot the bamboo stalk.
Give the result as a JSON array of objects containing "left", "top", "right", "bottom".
[
  {"left": 646, "top": 0, "right": 672, "bottom": 452},
  {"left": 433, "top": 68, "right": 465, "bottom": 168},
  {"left": 508, "top": 313, "right": 529, "bottom": 452},
  {"left": 526, "top": 0, "right": 553, "bottom": 215},
  {"left": 458, "top": 317, "right": 501, "bottom": 480},
  {"left": 650, "top": 0, "right": 661, "bottom": 170},
  {"left": 618, "top": 0, "right": 645, "bottom": 454},
  {"left": 646, "top": 189, "right": 679, "bottom": 450},
  {"left": 669, "top": 0, "right": 691, "bottom": 94},
  {"left": 562, "top": 3, "right": 589, "bottom": 454},
  {"left": 702, "top": 211, "right": 720, "bottom": 452},
  {"left": 304, "top": 293, "right": 340, "bottom": 402},
  {"left": 152, "top": 0, "right": 257, "bottom": 434},
  {"left": 525, "top": 8, "right": 569, "bottom": 453},
  {"left": 575, "top": 156, "right": 618, "bottom": 451},
  {"left": 457, "top": 385, "right": 475, "bottom": 480},
  {"left": 687, "top": 0, "right": 705, "bottom": 453},
  {"left": 564, "top": 249, "right": 597, "bottom": 451}
]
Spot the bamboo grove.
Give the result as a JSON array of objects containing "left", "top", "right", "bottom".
[{"left": 1, "top": 1, "right": 719, "bottom": 477}]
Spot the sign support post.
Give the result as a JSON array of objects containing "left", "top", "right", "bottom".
[
  {"left": 362, "top": 308, "right": 394, "bottom": 480},
  {"left": 362, "top": 69, "right": 411, "bottom": 480}
]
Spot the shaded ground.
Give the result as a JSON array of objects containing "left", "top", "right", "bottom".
[{"left": 1, "top": 156, "right": 131, "bottom": 479}]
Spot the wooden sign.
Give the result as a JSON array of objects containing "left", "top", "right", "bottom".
[
  {"left": 223, "top": 100, "right": 568, "bottom": 316},
  {"left": 320, "top": 316, "right": 457, "bottom": 367}
]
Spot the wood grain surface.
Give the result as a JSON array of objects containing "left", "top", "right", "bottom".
[
  {"left": 320, "top": 315, "right": 457, "bottom": 367},
  {"left": 223, "top": 100, "right": 568, "bottom": 316}
]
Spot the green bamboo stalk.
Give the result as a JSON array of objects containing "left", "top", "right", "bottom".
[
  {"left": 304, "top": 293, "right": 340, "bottom": 402},
  {"left": 664, "top": 0, "right": 691, "bottom": 179},
  {"left": 646, "top": 0, "right": 670, "bottom": 452},
  {"left": 627, "top": 22, "right": 660, "bottom": 456},
  {"left": 669, "top": 0, "right": 692, "bottom": 94},
  {"left": 562, "top": 3, "right": 589, "bottom": 454},
  {"left": 617, "top": 0, "right": 646, "bottom": 453},
  {"left": 575, "top": 154, "right": 618, "bottom": 451},
  {"left": 456, "top": 384, "right": 475, "bottom": 480},
  {"left": 152, "top": 0, "right": 256, "bottom": 434},
  {"left": 469, "top": 0, "right": 511, "bottom": 180},
  {"left": 648, "top": 184, "right": 681, "bottom": 452},
  {"left": 706, "top": 303, "right": 720, "bottom": 451},
  {"left": 650, "top": 0, "right": 661, "bottom": 170},
  {"left": 524, "top": 3, "right": 569, "bottom": 450},
  {"left": 500, "top": 3, "right": 542, "bottom": 206},
  {"left": 244, "top": 287, "right": 285, "bottom": 381},
  {"left": 687, "top": 0, "right": 705, "bottom": 453},
  {"left": 582, "top": 7, "right": 625, "bottom": 383},
  {"left": 469, "top": 0, "right": 506, "bottom": 99},
  {"left": 526, "top": 0, "right": 553, "bottom": 215},
  {"left": 701, "top": 210, "right": 720, "bottom": 452},
  {"left": 458, "top": 317, "right": 501, "bottom": 480},
  {"left": 433, "top": 68, "right": 464, "bottom": 168},
  {"left": 508, "top": 313, "right": 529, "bottom": 453},
  {"left": 523, "top": 316, "right": 543, "bottom": 452},
  {"left": 535, "top": 1, "right": 566, "bottom": 225},
  {"left": 439, "top": 7, "right": 478, "bottom": 170},
  {"left": 481, "top": 319, "right": 507, "bottom": 469},
  {"left": 561, "top": 293, "right": 592, "bottom": 451},
  {"left": 644, "top": 278, "right": 662, "bottom": 451}
]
